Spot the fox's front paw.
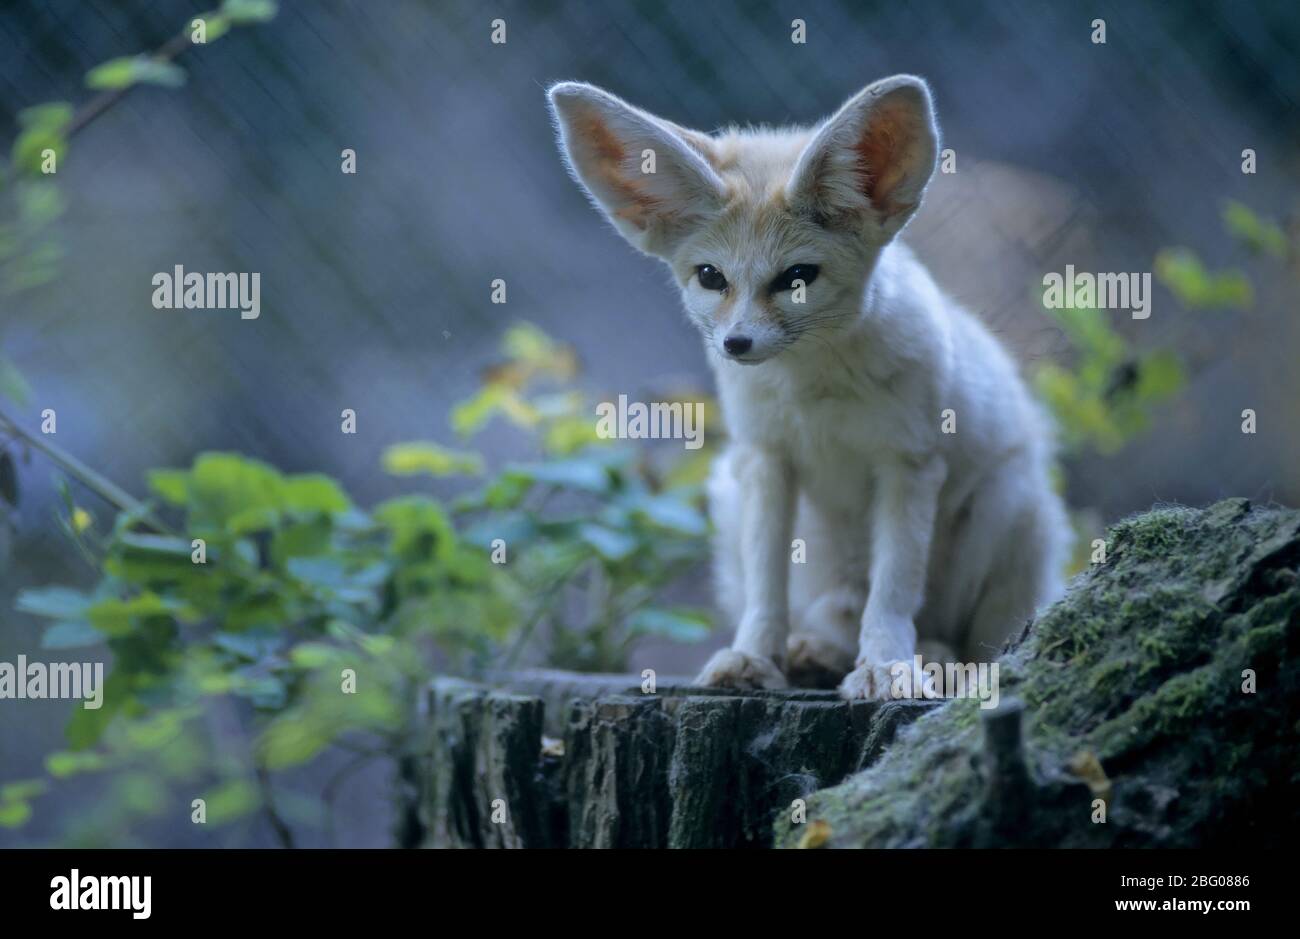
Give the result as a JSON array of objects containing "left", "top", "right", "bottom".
[
  {"left": 694, "top": 649, "right": 787, "bottom": 691},
  {"left": 838, "top": 658, "right": 935, "bottom": 701}
]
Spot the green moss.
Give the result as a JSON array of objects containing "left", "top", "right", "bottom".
[{"left": 778, "top": 500, "right": 1300, "bottom": 848}]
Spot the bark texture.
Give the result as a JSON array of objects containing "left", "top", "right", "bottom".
[
  {"left": 418, "top": 500, "right": 1299, "bottom": 849},
  {"left": 420, "top": 671, "right": 934, "bottom": 847}
]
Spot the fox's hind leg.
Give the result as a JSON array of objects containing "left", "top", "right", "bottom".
[
  {"left": 922, "top": 453, "right": 1070, "bottom": 662},
  {"left": 961, "top": 474, "right": 1069, "bottom": 661}
]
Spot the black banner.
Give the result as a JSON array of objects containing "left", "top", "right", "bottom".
[{"left": 0, "top": 849, "right": 1276, "bottom": 925}]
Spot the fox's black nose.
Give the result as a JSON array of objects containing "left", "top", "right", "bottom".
[{"left": 723, "top": 335, "right": 753, "bottom": 356}]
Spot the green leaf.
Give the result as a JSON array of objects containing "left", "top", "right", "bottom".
[
  {"left": 0, "top": 357, "right": 33, "bottom": 405},
  {"left": 478, "top": 470, "right": 534, "bottom": 510},
  {"left": 450, "top": 383, "right": 540, "bottom": 435},
  {"left": 0, "top": 780, "right": 46, "bottom": 803},
  {"left": 220, "top": 0, "right": 279, "bottom": 24},
  {"left": 118, "top": 532, "right": 195, "bottom": 556},
  {"left": 121, "top": 709, "right": 187, "bottom": 750},
  {"left": 85, "top": 592, "right": 193, "bottom": 636},
  {"left": 223, "top": 587, "right": 289, "bottom": 632},
  {"left": 191, "top": 12, "right": 233, "bottom": 42},
  {"left": 374, "top": 495, "right": 457, "bottom": 561},
  {"left": 199, "top": 778, "right": 259, "bottom": 824},
  {"left": 17, "top": 103, "right": 73, "bottom": 131},
  {"left": 502, "top": 321, "right": 576, "bottom": 378},
  {"left": 510, "top": 457, "right": 611, "bottom": 492},
  {"left": 286, "top": 556, "right": 386, "bottom": 603},
  {"left": 1222, "top": 200, "right": 1288, "bottom": 258},
  {"left": 1135, "top": 351, "right": 1184, "bottom": 400},
  {"left": 258, "top": 715, "right": 331, "bottom": 770},
  {"left": 628, "top": 492, "right": 708, "bottom": 536},
  {"left": 0, "top": 802, "right": 32, "bottom": 828},
  {"left": 270, "top": 516, "right": 331, "bottom": 563},
  {"left": 451, "top": 383, "right": 506, "bottom": 436},
  {"left": 282, "top": 473, "right": 352, "bottom": 514},
  {"left": 16, "top": 586, "right": 94, "bottom": 620},
  {"left": 11, "top": 127, "right": 65, "bottom": 176},
  {"left": 46, "top": 750, "right": 107, "bottom": 778},
  {"left": 578, "top": 523, "right": 638, "bottom": 561},
  {"left": 382, "top": 441, "right": 483, "bottom": 478},
  {"left": 188, "top": 452, "right": 285, "bottom": 530},
  {"left": 288, "top": 642, "right": 336, "bottom": 668},
  {"left": 86, "top": 56, "right": 187, "bottom": 91},
  {"left": 11, "top": 104, "right": 72, "bottom": 175},
  {"left": 112, "top": 772, "right": 170, "bottom": 814},
  {"left": 107, "top": 533, "right": 200, "bottom": 586},
  {"left": 360, "top": 634, "right": 394, "bottom": 656},
  {"left": 226, "top": 506, "right": 280, "bottom": 535},
  {"left": 502, "top": 321, "right": 557, "bottom": 365},
  {"left": 212, "top": 631, "right": 281, "bottom": 660},
  {"left": 65, "top": 673, "right": 127, "bottom": 749},
  {"left": 232, "top": 671, "right": 288, "bottom": 709},
  {"left": 627, "top": 607, "right": 712, "bottom": 643},
  {"left": 1155, "top": 248, "right": 1252, "bottom": 310},
  {"left": 461, "top": 511, "right": 536, "bottom": 550},
  {"left": 41, "top": 621, "right": 104, "bottom": 650},
  {"left": 147, "top": 468, "right": 189, "bottom": 505},
  {"left": 543, "top": 414, "right": 602, "bottom": 455}
]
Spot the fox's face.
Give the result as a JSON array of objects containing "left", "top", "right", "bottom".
[{"left": 548, "top": 76, "right": 939, "bottom": 365}]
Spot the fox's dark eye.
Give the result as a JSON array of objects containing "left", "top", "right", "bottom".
[
  {"left": 772, "top": 264, "right": 820, "bottom": 292},
  {"left": 697, "top": 265, "right": 728, "bottom": 291}
]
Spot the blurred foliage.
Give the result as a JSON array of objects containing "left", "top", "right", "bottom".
[
  {"left": 1, "top": 0, "right": 279, "bottom": 552},
  {"left": 1221, "top": 199, "right": 1288, "bottom": 259},
  {"left": 1036, "top": 199, "right": 1290, "bottom": 458},
  {"left": 1034, "top": 305, "right": 1184, "bottom": 457},
  {"left": 1154, "top": 248, "right": 1253, "bottom": 310},
  {"left": 0, "top": 0, "right": 692, "bottom": 842},
  {"left": 448, "top": 323, "right": 715, "bottom": 670},
  {"left": 1035, "top": 198, "right": 1292, "bottom": 572},
  {"left": 6, "top": 321, "right": 714, "bottom": 842}
]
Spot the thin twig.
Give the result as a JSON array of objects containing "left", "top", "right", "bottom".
[
  {"left": 0, "top": 24, "right": 206, "bottom": 532},
  {"left": 255, "top": 763, "right": 296, "bottom": 849},
  {"left": 65, "top": 31, "right": 196, "bottom": 139},
  {"left": 0, "top": 410, "right": 170, "bottom": 531},
  {"left": 0, "top": 408, "right": 171, "bottom": 531}
]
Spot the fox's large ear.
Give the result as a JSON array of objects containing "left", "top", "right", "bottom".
[
  {"left": 787, "top": 75, "right": 938, "bottom": 239},
  {"left": 548, "top": 82, "right": 725, "bottom": 256}
]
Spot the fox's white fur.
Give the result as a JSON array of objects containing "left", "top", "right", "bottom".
[{"left": 548, "top": 76, "right": 1070, "bottom": 698}]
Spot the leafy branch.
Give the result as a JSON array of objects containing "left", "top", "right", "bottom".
[
  {"left": 6, "top": 320, "right": 716, "bottom": 844},
  {"left": 0, "top": 0, "right": 282, "bottom": 840}
]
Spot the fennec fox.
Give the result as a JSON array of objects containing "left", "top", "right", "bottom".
[{"left": 548, "top": 75, "right": 1069, "bottom": 698}]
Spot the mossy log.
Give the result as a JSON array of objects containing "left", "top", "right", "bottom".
[
  {"left": 774, "top": 499, "right": 1300, "bottom": 848},
  {"left": 416, "top": 499, "right": 1298, "bottom": 849},
  {"left": 418, "top": 671, "right": 935, "bottom": 848}
]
